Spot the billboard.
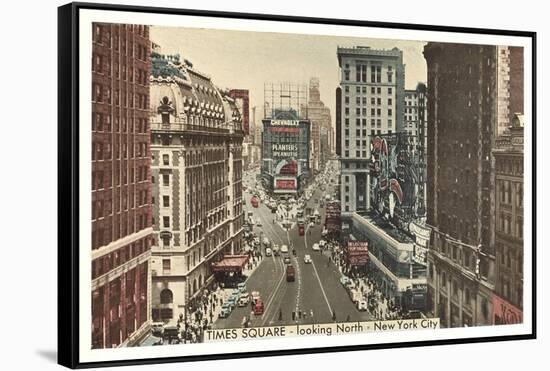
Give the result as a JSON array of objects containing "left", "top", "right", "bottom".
[
  {"left": 274, "top": 177, "right": 297, "bottom": 192},
  {"left": 261, "top": 117, "right": 310, "bottom": 193},
  {"left": 409, "top": 221, "right": 431, "bottom": 266},
  {"left": 492, "top": 294, "right": 523, "bottom": 325},
  {"left": 346, "top": 241, "right": 369, "bottom": 266}
]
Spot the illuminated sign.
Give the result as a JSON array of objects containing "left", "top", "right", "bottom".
[
  {"left": 409, "top": 221, "right": 430, "bottom": 265},
  {"left": 272, "top": 144, "right": 298, "bottom": 158},
  {"left": 275, "top": 178, "right": 296, "bottom": 190},
  {"left": 346, "top": 241, "right": 369, "bottom": 265},
  {"left": 271, "top": 120, "right": 300, "bottom": 126}
]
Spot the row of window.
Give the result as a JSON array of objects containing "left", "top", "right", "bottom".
[
  {"left": 92, "top": 210, "right": 151, "bottom": 250},
  {"left": 92, "top": 114, "right": 148, "bottom": 134},
  {"left": 91, "top": 237, "right": 151, "bottom": 278},
  {"left": 343, "top": 64, "right": 393, "bottom": 83},
  {"left": 93, "top": 24, "right": 149, "bottom": 59},
  {"left": 92, "top": 140, "right": 149, "bottom": 161},
  {"left": 92, "top": 54, "right": 148, "bottom": 85},
  {"left": 344, "top": 85, "right": 392, "bottom": 95},
  {"left": 344, "top": 96, "right": 393, "bottom": 107},
  {"left": 92, "top": 83, "right": 148, "bottom": 110}
]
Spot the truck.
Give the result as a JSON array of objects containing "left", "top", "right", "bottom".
[
  {"left": 297, "top": 218, "right": 305, "bottom": 236},
  {"left": 286, "top": 264, "right": 295, "bottom": 282}
]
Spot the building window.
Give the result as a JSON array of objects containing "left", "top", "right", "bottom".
[
  {"left": 163, "top": 174, "right": 169, "bottom": 186},
  {"left": 162, "top": 260, "right": 171, "bottom": 274},
  {"left": 163, "top": 216, "right": 170, "bottom": 228},
  {"left": 163, "top": 196, "right": 170, "bottom": 207},
  {"left": 163, "top": 154, "right": 169, "bottom": 165}
]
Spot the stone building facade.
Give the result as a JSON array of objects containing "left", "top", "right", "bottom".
[
  {"left": 148, "top": 52, "right": 244, "bottom": 322},
  {"left": 336, "top": 46, "right": 405, "bottom": 214},
  {"left": 492, "top": 114, "right": 524, "bottom": 324},
  {"left": 307, "top": 78, "right": 332, "bottom": 172},
  {"left": 91, "top": 23, "right": 153, "bottom": 348}
]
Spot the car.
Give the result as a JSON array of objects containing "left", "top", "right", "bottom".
[
  {"left": 319, "top": 240, "right": 327, "bottom": 248},
  {"left": 256, "top": 219, "right": 262, "bottom": 227},
  {"left": 227, "top": 295, "right": 238, "bottom": 308},
  {"left": 238, "top": 292, "right": 250, "bottom": 307},
  {"left": 280, "top": 244, "right": 289, "bottom": 254},
  {"left": 340, "top": 275, "right": 351, "bottom": 286},
  {"left": 251, "top": 291, "right": 261, "bottom": 303},
  {"left": 312, "top": 243, "right": 320, "bottom": 251},
  {"left": 265, "top": 248, "right": 272, "bottom": 257},
  {"left": 309, "top": 222, "right": 315, "bottom": 228},
  {"left": 151, "top": 322, "right": 165, "bottom": 337},
  {"left": 237, "top": 282, "right": 247, "bottom": 292},
  {"left": 219, "top": 306, "right": 232, "bottom": 319},
  {"left": 304, "top": 254, "right": 312, "bottom": 264},
  {"left": 283, "top": 256, "right": 291, "bottom": 264},
  {"left": 356, "top": 300, "right": 367, "bottom": 311},
  {"left": 162, "top": 325, "right": 180, "bottom": 342}
]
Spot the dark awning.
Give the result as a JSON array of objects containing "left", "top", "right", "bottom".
[{"left": 211, "top": 255, "right": 249, "bottom": 273}]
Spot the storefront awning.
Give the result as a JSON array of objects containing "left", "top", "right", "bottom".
[{"left": 211, "top": 255, "right": 249, "bottom": 273}]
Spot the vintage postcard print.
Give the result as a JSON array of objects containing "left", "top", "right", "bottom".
[{"left": 58, "top": 3, "right": 535, "bottom": 368}]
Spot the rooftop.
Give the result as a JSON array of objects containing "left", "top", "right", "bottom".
[{"left": 356, "top": 210, "right": 414, "bottom": 244}]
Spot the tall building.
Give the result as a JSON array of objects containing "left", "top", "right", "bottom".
[
  {"left": 423, "top": 43, "right": 523, "bottom": 327},
  {"left": 228, "top": 89, "right": 250, "bottom": 135},
  {"left": 148, "top": 51, "right": 244, "bottom": 323},
  {"left": 404, "top": 83, "right": 428, "bottom": 215},
  {"left": 492, "top": 114, "right": 524, "bottom": 324},
  {"left": 91, "top": 23, "right": 153, "bottom": 348},
  {"left": 336, "top": 46, "right": 405, "bottom": 214},
  {"left": 307, "top": 77, "right": 332, "bottom": 172}
]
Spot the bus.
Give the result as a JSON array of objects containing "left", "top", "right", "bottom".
[{"left": 251, "top": 196, "right": 259, "bottom": 208}]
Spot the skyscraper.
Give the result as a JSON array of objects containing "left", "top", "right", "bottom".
[
  {"left": 336, "top": 46, "right": 405, "bottom": 214},
  {"left": 307, "top": 77, "right": 332, "bottom": 172},
  {"left": 91, "top": 23, "right": 153, "bottom": 348},
  {"left": 423, "top": 43, "right": 523, "bottom": 327}
]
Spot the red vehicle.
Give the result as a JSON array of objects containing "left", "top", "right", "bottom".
[
  {"left": 298, "top": 218, "right": 305, "bottom": 236},
  {"left": 253, "top": 299, "right": 264, "bottom": 315},
  {"left": 251, "top": 196, "right": 259, "bottom": 208}
]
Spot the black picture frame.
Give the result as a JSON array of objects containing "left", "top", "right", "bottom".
[{"left": 58, "top": 2, "right": 537, "bottom": 368}]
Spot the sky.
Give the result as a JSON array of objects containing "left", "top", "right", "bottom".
[{"left": 150, "top": 26, "right": 427, "bottom": 129}]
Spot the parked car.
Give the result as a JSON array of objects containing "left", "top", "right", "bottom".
[
  {"left": 283, "top": 256, "right": 291, "bottom": 264},
  {"left": 237, "top": 282, "right": 247, "bottom": 293},
  {"left": 304, "top": 254, "right": 312, "bottom": 264},
  {"left": 281, "top": 244, "right": 289, "bottom": 254},
  {"left": 265, "top": 248, "right": 272, "bottom": 257},
  {"left": 238, "top": 292, "right": 250, "bottom": 307},
  {"left": 357, "top": 300, "right": 368, "bottom": 311},
  {"left": 219, "top": 304, "right": 232, "bottom": 319},
  {"left": 312, "top": 243, "right": 320, "bottom": 251},
  {"left": 151, "top": 322, "right": 164, "bottom": 337},
  {"left": 319, "top": 240, "right": 327, "bottom": 248},
  {"left": 340, "top": 275, "right": 351, "bottom": 286}
]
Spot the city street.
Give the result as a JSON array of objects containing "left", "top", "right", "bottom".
[{"left": 214, "top": 167, "right": 371, "bottom": 329}]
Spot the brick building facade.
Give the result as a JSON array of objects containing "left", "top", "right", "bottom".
[{"left": 91, "top": 23, "right": 153, "bottom": 348}]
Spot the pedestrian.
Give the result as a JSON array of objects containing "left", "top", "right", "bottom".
[{"left": 332, "top": 310, "right": 336, "bottom": 322}]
